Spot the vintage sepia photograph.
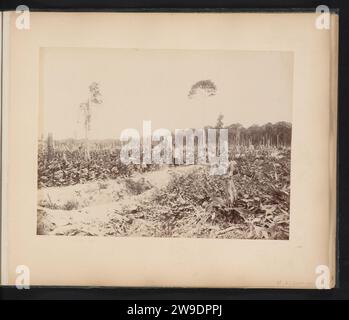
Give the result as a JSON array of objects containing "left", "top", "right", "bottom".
[
  {"left": 2, "top": 11, "right": 339, "bottom": 290},
  {"left": 37, "top": 48, "right": 293, "bottom": 239}
]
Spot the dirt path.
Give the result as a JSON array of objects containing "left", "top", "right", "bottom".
[{"left": 37, "top": 165, "right": 200, "bottom": 236}]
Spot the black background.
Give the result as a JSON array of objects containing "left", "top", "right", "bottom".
[{"left": 0, "top": 0, "right": 348, "bottom": 300}]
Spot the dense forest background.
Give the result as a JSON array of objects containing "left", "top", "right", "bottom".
[
  {"left": 209, "top": 120, "right": 292, "bottom": 148},
  {"left": 41, "top": 120, "right": 292, "bottom": 152}
]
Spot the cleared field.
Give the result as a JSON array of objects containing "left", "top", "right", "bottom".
[{"left": 37, "top": 147, "right": 290, "bottom": 239}]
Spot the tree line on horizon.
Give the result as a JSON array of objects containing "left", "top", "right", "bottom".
[
  {"left": 41, "top": 120, "right": 292, "bottom": 150},
  {"left": 220, "top": 121, "right": 291, "bottom": 148}
]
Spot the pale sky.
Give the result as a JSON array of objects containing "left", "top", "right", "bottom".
[{"left": 40, "top": 47, "right": 293, "bottom": 140}]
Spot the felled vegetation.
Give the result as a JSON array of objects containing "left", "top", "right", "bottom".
[
  {"left": 108, "top": 147, "right": 290, "bottom": 240},
  {"left": 37, "top": 121, "right": 291, "bottom": 189}
]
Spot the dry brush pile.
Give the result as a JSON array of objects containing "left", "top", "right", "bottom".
[{"left": 109, "top": 148, "right": 291, "bottom": 240}]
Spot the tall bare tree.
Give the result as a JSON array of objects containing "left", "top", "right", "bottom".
[
  {"left": 216, "top": 113, "right": 224, "bottom": 129},
  {"left": 79, "top": 82, "right": 103, "bottom": 160}
]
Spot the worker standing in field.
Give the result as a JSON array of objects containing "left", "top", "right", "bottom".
[{"left": 225, "top": 155, "right": 238, "bottom": 206}]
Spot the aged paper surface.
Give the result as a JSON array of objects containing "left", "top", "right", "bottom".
[{"left": 1, "top": 12, "right": 337, "bottom": 288}]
